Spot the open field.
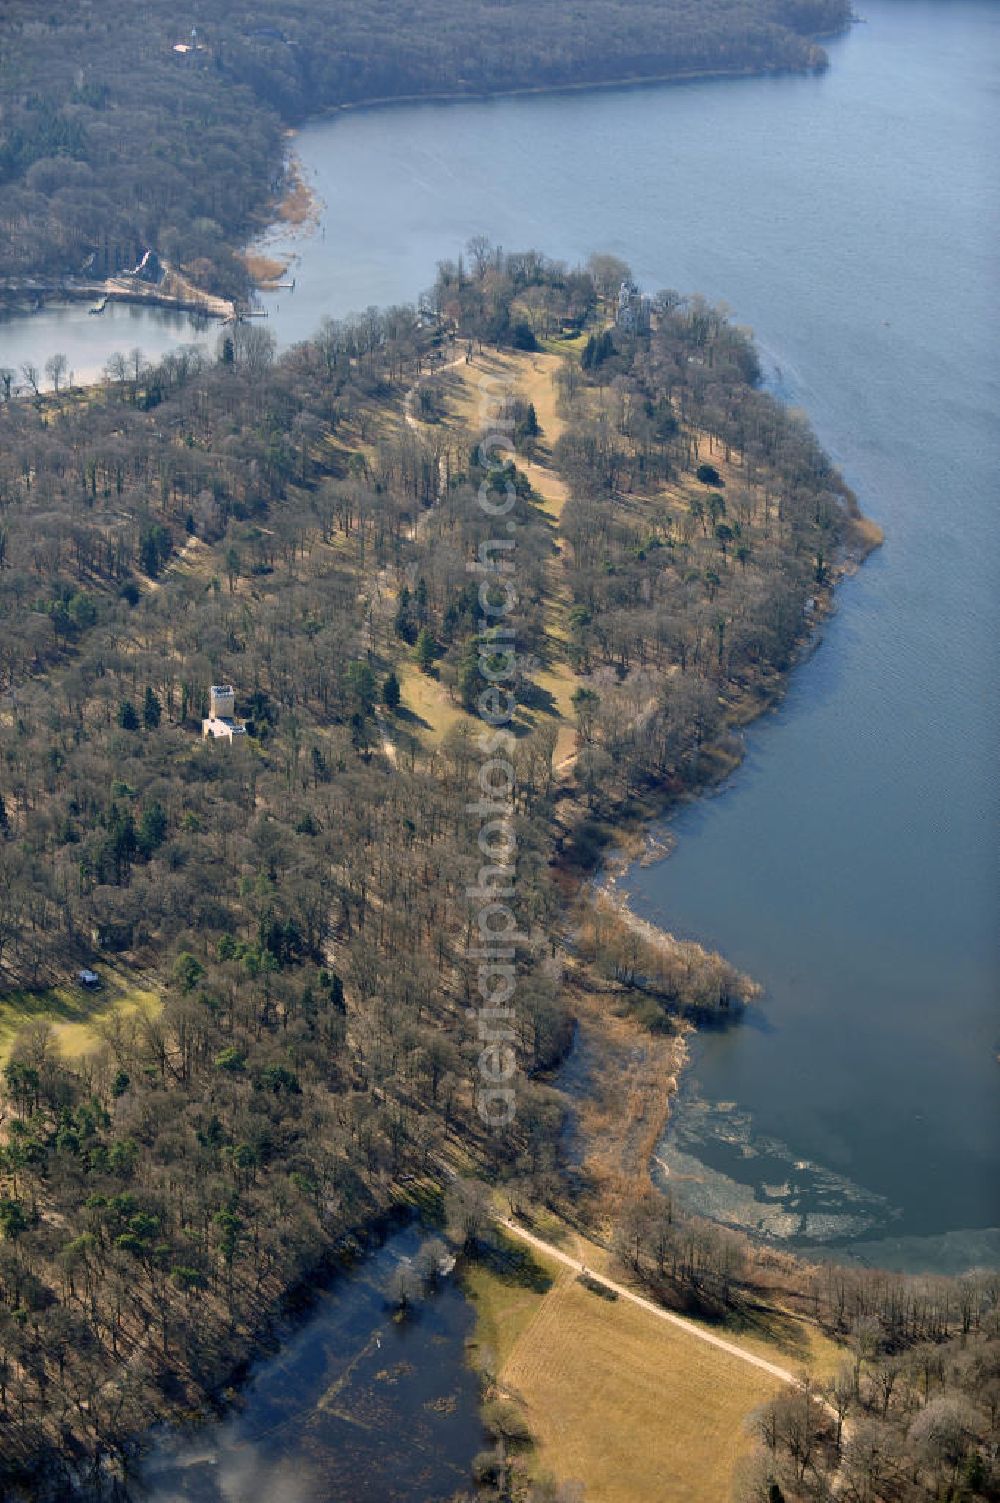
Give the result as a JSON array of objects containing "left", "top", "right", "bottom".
[
  {"left": 396, "top": 660, "right": 470, "bottom": 741},
  {"left": 0, "top": 966, "right": 162, "bottom": 1063},
  {"left": 415, "top": 347, "right": 583, "bottom": 766},
  {"left": 382, "top": 345, "right": 586, "bottom": 761},
  {"left": 469, "top": 1235, "right": 785, "bottom": 1503}
]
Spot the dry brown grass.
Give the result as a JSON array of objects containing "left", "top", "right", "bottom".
[
  {"left": 470, "top": 1247, "right": 783, "bottom": 1503},
  {"left": 239, "top": 250, "right": 288, "bottom": 285},
  {"left": 0, "top": 966, "right": 162, "bottom": 1063},
  {"left": 441, "top": 349, "right": 582, "bottom": 765},
  {"left": 275, "top": 154, "right": 319, "bottom": 228},
  {"left": 722, "top": 1294, "right": 849, "bottom": 1384},
  {"left": 443, "top": 348, "right": 568, "bottom": 509},
  {"left": 396, "top": 661, "right": 470, "bottom": 741},
  {"left": 848, "top": 512, "right": 885, "bottom": 555},
  {"left": 561, "top": 976, "right": 689, "bottom": 1215},
  {"left": 531, "top": 663, "right": 579, "bottom": 767}
]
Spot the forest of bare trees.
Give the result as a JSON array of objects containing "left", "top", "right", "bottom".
[{"left": 0, "top": 251, "right": 983, "bottom": 1498}]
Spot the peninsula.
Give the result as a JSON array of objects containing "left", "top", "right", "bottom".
[{"left": 3, "top": 250, "right": 991, "bottom": 1503}]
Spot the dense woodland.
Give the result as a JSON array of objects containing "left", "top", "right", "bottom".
[
  {"left": 0, "top": 286, "right": 575, "bottom": 1492},
  {"left": 0, "top": 251, "right": 990, "bottom": 1499},
  {"left": 736, "top": 1313, "right": 1000, "bottom": 1503},
  {"left": 0, "top": 0, "right": 851, "bottom": 293}
]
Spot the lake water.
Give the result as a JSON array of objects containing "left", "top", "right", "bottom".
[
  {"left": 134, "top": 1222, "right": 484, "bottom": 1502},
  {"left": 0, "top": 300, "right": 217, "bottom": 388},
  {"left": 2, "top": 1, "right": 996, "bottom": 1274}
]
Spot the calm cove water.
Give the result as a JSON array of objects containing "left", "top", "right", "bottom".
[
  {"left": 2, "top": 1, "right": 996, "bottom": 1274},
  {"left": 134, "top": 1223, "right": 483, "bottom": 1501},
  {"left": 0, "top": 300, "right": 217, "bottom": 387}
]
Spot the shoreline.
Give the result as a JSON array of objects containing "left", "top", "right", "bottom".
[
  {"left": 313, "top": 53, "right": 835, "bottom": 122},
  {"left": 0, "top": 278, "right": 234, "bottom": 323},
  {"left": 550, "top": 505, "right": 883, "bottom": 1188},
  {"left": 239, "top": 149, "right": 323, "bottom": 289},
  {"left": 238, "top": 32, "right": 848, "bottom": 291},
  {"left": 2, "top": 38, "right": 850, "bottom": 352}
]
